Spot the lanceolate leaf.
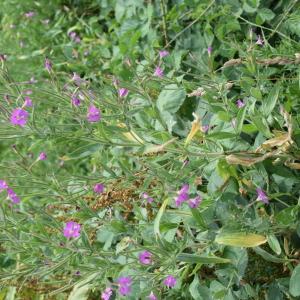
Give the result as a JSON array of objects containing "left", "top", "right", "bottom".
[
  {"left": 215, "top": 232, "right": 267, "bottom": 247},
  {"left": 177, "top": 253, "right": 231, "bottom": 264},
  {"left": 289, "top": 264, "right": 300, "bottom": 297}
]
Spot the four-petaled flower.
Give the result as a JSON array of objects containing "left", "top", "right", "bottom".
[
  {"left": 0, "top": 180, "right": 8, "bottom": 192},
  {"left": 139, "top": 250, "right": 152, "bottom": 265},
  {"left": 255, "top": 35, "right": 264, "bottom": 46},
  {"left": 72, "top": 95, "right": 81, "bottom": 106},
  {"left": 236, "top": 99, "right": 245, "bottom": 108},
  {"left": 10, "top": 108, "right": 29, "bottom": 127},
  {"left": 101, "top": 287, "right": 113, "bottom": 300},
  {"left": 38, "top": 152, "right": 47, "bottom": 161},
  {"left": 175, "top": 184, "right": 189, "bottom": 207},
  {"left": 154, "top": 66, "right": 163, "bottom": 78},
  {"left": 163, "top": 275, "right": 177, "bottom": 288},
  {"left": 94, "top": 183, "right": 104, "bottom": 194},
  {"left": 207, "top": 46, "right": 213, "bottom": 55},
  {"left": 118, "top": 88, "right": 129, "bottom": 98},
  {"left": 256, "top": 188, "right": 269, "bottom": 204},
  {"left": 117, "top": 276, "right": 132, "bottom": 296},
  {"left": 142, "top": 192, "right": 154, "bottom": 203},
  {"left": 7, "top": 188, "right": 20, "bottom": 204},
  {"left": 63, "top": 221, "right": 81, "bottom": 238},
  {"left": 87, "top": 105, "right": 101, "bottom": 123},
  {"left": 24, "top": 11, "right": 35, "bottom": 18},
  {"left": 188, "top": 196, "right": 202, "bottom": 208},
  {"left": 24, "top": 96, "right": 33, "bottom": 107},
  {"left": 159, "top": 50, "right": 169, "bottom": 58}
]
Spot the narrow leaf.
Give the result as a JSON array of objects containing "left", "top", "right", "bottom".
[{"left": 215, "top": 232, "right": 267, "bottom": 247}]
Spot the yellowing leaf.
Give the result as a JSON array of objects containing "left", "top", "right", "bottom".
[
  {"left": 185, "top": 113, "right": 203, "bottom": 146},
  {"left": 118, "top": 123, "right": 144, "bottom": 144},
  {"left": 215, "top": 232, "right": 267, "bottom": 247},
  {"left": 225, "top": 153, "right": 273, "bottom": 167}
]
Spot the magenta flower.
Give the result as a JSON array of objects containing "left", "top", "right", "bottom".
[
  {"left": 0, "top": 180, "right": 8, "bottom": 191},
  {"left": 148, "top": 291, "right": 157, "bottom": 300},
  {"left": 159, "top": 50, "right": 169, "bottom": 58},
  {"left": 139, "top": 250, "right": 152, "bottom": 265},
  {"left": 87, "top": 105, "right": 101, "bottom": 122},
  {"left": 7, "top": 188, "right": 20, "bottom": 204},
  {"left": 24, "top": 11, "right": 35, "bottom": 18},
  {"left": 94, "top": 183, "right": 104, "bottom": 194},
  {"left": 163, "top": 275, "right": 177, "bottom": 288},
  {"left": 118, "top": 88, "right": 129, "bottom": 98},
  {"left": 207, "top": 46, "right": 213, "bottom": 55},
  {"left": 10, "top": 108, "right": 29, "bottom": 127},
  {"left": 255, "top": 35, "right": 264, "bottom": 46},
  {"left": 175, "top": 184, "right": 189, "bottom": 207},
  {"left": 24, "top": 96, "right": 33, "bottom": 107},
  {"left": 117, "top": 277, "right": 132, "bottom": 296},
  {"left": 72, "top": 95, "right": 81, "bottom": 106},
  {"left": 38, "top": 152, "right": 47, "bottom": 161},
  {"left": 236, "top": 99, "right": 245, "bottom": 108},
  {"left": 63, "top": 221, "right": 81, "bottom": 238},
  {"left": 142, "top": 192, "right": 154, "bottom": 203},
  {"left": 256, "top": 188, "right": 269, "bottom": 204},
  {"left": 188, "top": 196, "right": 202, "bottom": 208},
  {"left": 45, "top": 58, "right": 52, "bottom": 72},
  {"left": 154, "top": 66, "right": 163, "bottom": 77},
  {"left": 101, "top": 287, "right": 113, "bottom": 300}
]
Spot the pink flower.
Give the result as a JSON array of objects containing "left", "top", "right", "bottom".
[
  {"left": 117, "top": 277, "right": 132, "bottom": 296},
  {"left": 101, "top": 287, "right": 113, "bottom": 300},
  {"left": 72, "top": 96, "right": 81, "bottom": 106},
  {"left": 7, "top": 188, "right": 20, "bottom": 204},
  {"left": 188, "top": 196, "right": 202, "bottom": 208},
  {"left": 24, "top": 11, "right": 35, "bottom": 18},
  {"left": 118, "top": 88, "right": 129, "bottom": 98},
  {"left": 45, "top": 58, "right": 52, "bottom": 72},
  {"left": 163, "top": 275, "right": 176, "bottom": 288},
  {"left": 63, "top": 221, "right": 81, "bottom": 238},
  {"left": 154, "top": 66, "right": 163, "bottom": 77},
  {"left": 10, "top": 108, "right": 29, "bottom": 127},
  {"left": 201, "top": 125, "right": 209, "bottom": 133},
  {"left": 24, "top": 96, "right": 33, "bottom": 107},
  {"left": 72, "top": 72, "right": 82, "bottom": 86},
  {"left": 256, "top": 188, "right": 269, "bottom": 204},
  {"left": 159, "top": 50, "right": 169, "bottom": 58},
  {"left": 87, "top": 105, "right": 101, "bottom": 122},
  {"left": 139, "top": 250, "right": 152, "bottom": 265},
  {"left": 175, "top": 184, "right": 189, "bottom": 207},
  {"left": 38, "top": 152, "right": 47, "bottom": 161},
  {"left": 207, "top": 46, "right": 213, "bottom": 55},
  {"left": 93, "top": 183, "right": 104, "bottom": 194},
  {"left": 236, "top": 99, "right": 245, "bottom": 108},
  {"left": 23, "top": 90, "right": 32, "bottom": 95},
  {"left": 0, "top": 180, "right": 8, "bottom": 191},
  {"left": 142, "top": 192, "right": 154, "bottom": 203},
  {"left": 148, "top": 291, "right": 157, "bottom": 300}
]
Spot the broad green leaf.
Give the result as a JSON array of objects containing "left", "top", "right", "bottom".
[
  {"left": 250, "top": 114, "right": 272, "bottom": 137},
  {"left": 262, "top": 84, "right": 280, "bottom": 116},
  {"left": 68, "top": 283, "right": 91, "bottom": 300},
  {"left": 156, "top": 84, "right": 186, "bottom": 115},
  {"left": 177, "top": 253, "right": 231, "bottom": 264},
  {"left": 267, "top": 234, "right": 281, "bottom": 255},
  {"left": 215, "top": 232, "right": 267, "bottom": 247},
  {"left": 190, "top": 208, "right": 207, "bottom": 229},
  {"left": 257, "top": 8, "right": 275, "bottom": 22},
  {"left": 289, "top": 264, "right": 300, "bottom": 297}
]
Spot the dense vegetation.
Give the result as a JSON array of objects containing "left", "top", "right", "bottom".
[{"left": 1, "top": 0, "right": 300, "bottom": 299}]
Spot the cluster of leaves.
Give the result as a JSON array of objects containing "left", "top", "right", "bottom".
[{"left": 1, "top": 0, "right": 300, "bottom": 299}]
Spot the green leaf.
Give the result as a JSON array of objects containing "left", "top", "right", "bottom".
[
  {"left": 215, "top": 232, "right": 267, "bottom": 247},
  {"left": 253, "top": 247, "right": 289, "bottom": 263},
  {"left": 68, "top": 283, "right": 91, "bottom": 300},
  {"left": 289, "top": 264, "right": 300, "bottom": 297},
  {"left": 156, "top": 84, "right": 186, "bottom": 115},
  {"left": 257, "top": 8, "right": 275, "bottom": 22},
  {"left": 262, "top": 84, "right": 280, "bottom": 116},
  {"left": 190, "top": 208, "right": 207, "bottom": 229},
  {"left": 267, "top": 234, "right": 281, "bottom": 255},
  {"left": 250, "top": 113, "right": 272, "bottom": 137},
  {"left": 154, "top": 197, "right": 169, "bottom": 237},
  {"left": 177, "top": 253, "right": 231, "bottom": 264}
]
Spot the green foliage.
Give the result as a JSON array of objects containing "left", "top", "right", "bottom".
[{"left": 0, "top": 0, "right": 300, "bottom": 299}]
